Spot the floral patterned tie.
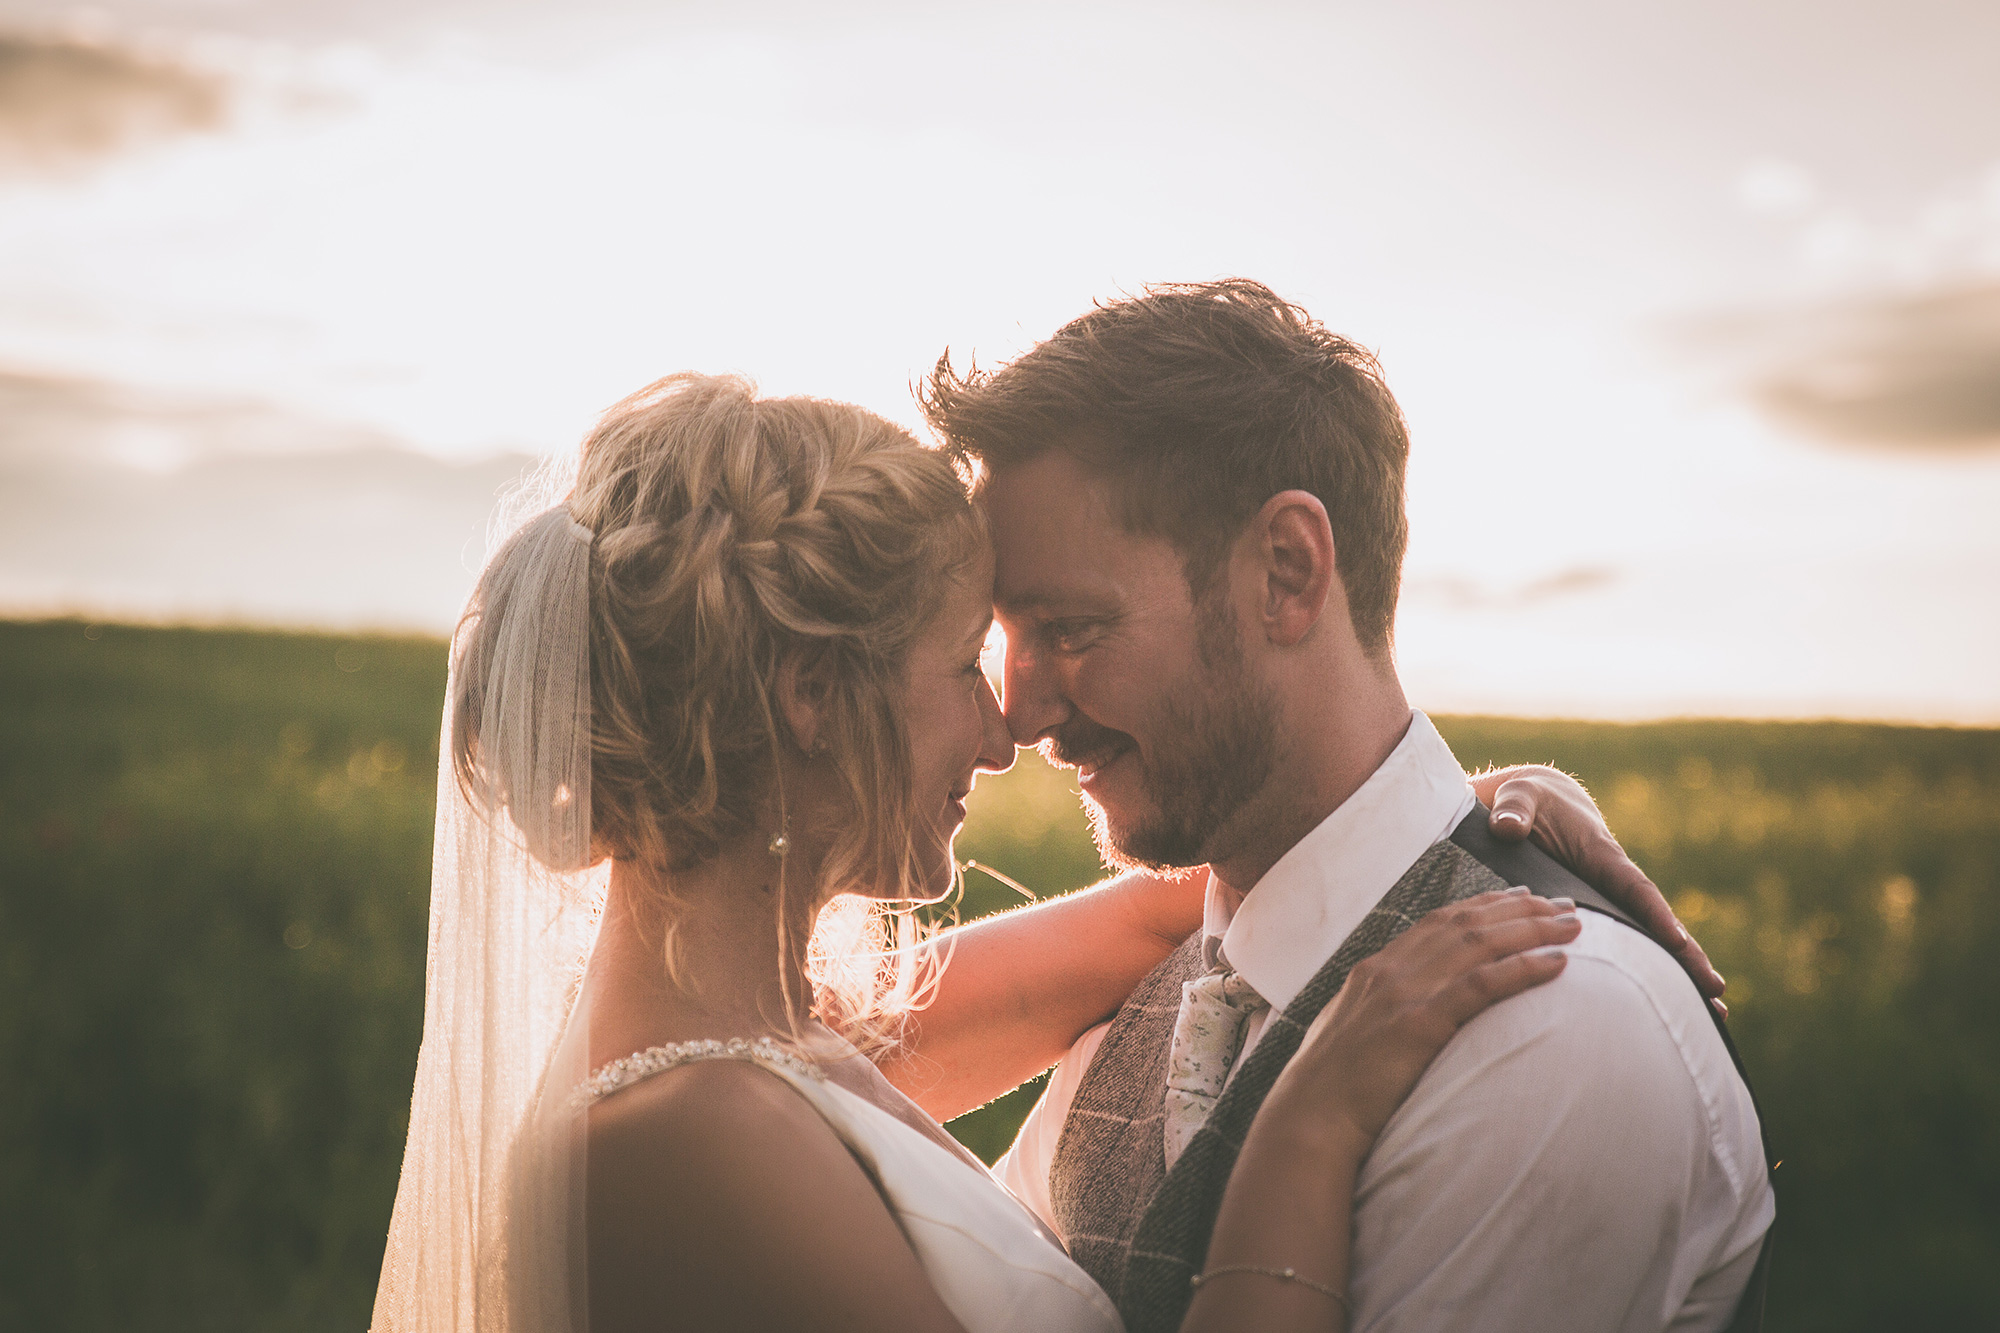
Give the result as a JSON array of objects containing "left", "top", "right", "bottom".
[{"left": 1163, "top": 966, "right": 1265, "bottom": 1169}]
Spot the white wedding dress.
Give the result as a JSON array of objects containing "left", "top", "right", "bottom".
[{"left": 585, "top": 1039, "right": 1124, "bottom": 1333}]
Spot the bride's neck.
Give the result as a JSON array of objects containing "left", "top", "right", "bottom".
[{"left": 584, "top": 838, "right": 822, "bottom": 1065}]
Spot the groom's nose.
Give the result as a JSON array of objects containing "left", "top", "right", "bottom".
[{"left": 999, "top": 636, "right": 1068, "bottom": 748}]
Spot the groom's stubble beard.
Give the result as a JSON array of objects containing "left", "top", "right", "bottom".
[{"left": 1051, "top": 592, "right": 1280, "bottom": 874}]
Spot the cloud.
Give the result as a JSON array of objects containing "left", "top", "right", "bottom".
[
  {"left": 1736, "top": 158, "right": 1819, "bottom": 220},
  {"left": 0, "top": 368, "right": 409, "bottom": 469},
  {"left": 1681, "top": 282, "right": 2000, "bottom": 450},
  {"left": 0, "top": 30, "right": 226, "bottom": 172},
  {"left": 0, "top": 368, "right": 537, "bottom": 630},
  {"left": 1404, "top": 565, "right": 1618, "bottom": 612}
]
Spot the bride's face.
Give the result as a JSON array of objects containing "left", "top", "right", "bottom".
[{"left": 895, "top": 546, "right": 1014, "bottom": 897}]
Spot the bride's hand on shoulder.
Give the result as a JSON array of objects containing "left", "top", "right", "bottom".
[
  {"left": 1475, "top": 763, "right": 1726, "bottom": 1006},
  {"left": 1270, "top": 889, "right": 1580, "bottom": 1157}
]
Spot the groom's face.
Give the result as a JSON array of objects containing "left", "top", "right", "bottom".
[{"left": 983, "top": 451, "right": 1278, "bottom": 872}]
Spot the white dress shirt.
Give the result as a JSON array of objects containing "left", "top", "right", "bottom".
[{"left": 995, "top": 711, "right": 1775, "bottom": 1332}]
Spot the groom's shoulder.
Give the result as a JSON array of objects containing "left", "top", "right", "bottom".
[
  {"left": 1425, "top": 813, "right": 1752, "bottom": 1132},
  {"left": 1355, "top": 913, "right": 1774, "bottom": 1328},
  {"left": 1452, "top": 910, "right": 1764, "bottom": 1187},
  {"left": 1495, "top": 911, "right": 1727, "bottom": 1083},
  {"left": 1559, "top": 909, "right": 1722, "bottom": 1040}
]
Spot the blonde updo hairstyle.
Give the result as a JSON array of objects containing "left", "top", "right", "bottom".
[{"left": 567, "top": 373, "right": 984, "bottom": 1035}]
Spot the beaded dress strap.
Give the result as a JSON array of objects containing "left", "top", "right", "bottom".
[{"left": 581, "top": 1036, "right": 825, "bottom": 1107}]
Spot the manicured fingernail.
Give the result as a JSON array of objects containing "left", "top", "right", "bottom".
[
  {"left": 1554, "top": 911, "right": 1579, "bottom": 924},
  {"left": 1495, "top": 811, "right": 1526, "bottom": 827},
  {"left": 1505, "top": 885, "right": 1531, "bottom": 895},
  {"left": 1549, "top": 896, "right": 1574, "bottom": 910}
]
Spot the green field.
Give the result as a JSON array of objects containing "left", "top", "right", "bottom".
[{"left": 2, "top": 619, "right": 1996, "bottom": 1330}]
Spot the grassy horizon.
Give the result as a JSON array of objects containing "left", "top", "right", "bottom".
[{"left": 3, "top": 617, "right": 1995, "bottom": 1329}]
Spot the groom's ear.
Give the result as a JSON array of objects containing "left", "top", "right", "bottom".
[{"left": 1250, "top": 490, "right": 1337, "bottom": 648}]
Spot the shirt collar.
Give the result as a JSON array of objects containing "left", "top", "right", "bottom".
[{"left": 1204, "top": 710, "right": 1477, "bottom": 1012}]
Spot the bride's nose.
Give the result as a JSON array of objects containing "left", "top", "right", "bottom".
[{"left": 974, "top": 675, "right": 1015, "bottom": 775}]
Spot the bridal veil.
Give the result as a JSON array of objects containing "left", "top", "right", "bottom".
[{"left": 372, "top": 502, "right": 604, "bottom": 1333}]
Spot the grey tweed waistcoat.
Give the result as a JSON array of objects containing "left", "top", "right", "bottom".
[{"left": 1047, "top": 809, "right": 1774, "bottom": 1333}]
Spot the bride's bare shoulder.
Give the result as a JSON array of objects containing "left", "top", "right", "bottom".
[
  {"left": 587, "top": 1057, "right": 828, "bottom": 1182},
  {"left": 584, "top": 1060, "right": 962, "bottom": 1331},
  {"left": 589, "top": 1052, "right": 810, "bottom": 1122}
]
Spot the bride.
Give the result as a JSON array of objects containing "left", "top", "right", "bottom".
[{"left": 372, "top": 373, "right": 1711, "bottom": 1332}]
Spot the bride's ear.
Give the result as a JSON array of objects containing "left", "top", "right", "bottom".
[{"left": 774, "top": 651, "right": 831, "bottom": 756}]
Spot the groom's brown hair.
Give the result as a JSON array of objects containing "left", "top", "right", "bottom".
[{"left": 920, "top": 278, "right": 1410, "bottom": 657}]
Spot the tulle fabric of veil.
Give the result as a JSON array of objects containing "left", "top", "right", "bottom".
[{"left": 372, "top": 503, "right": 607, "bottom": 1333}]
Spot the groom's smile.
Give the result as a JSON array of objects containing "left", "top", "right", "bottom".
[
  {"left": 982, "top": 451, "right": 1278, "bottom": 873},
  {"left": 1044, "top": 716, "right": 1134, "bottom": 786}
]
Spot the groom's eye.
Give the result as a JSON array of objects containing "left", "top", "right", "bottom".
[{"left": 1046, "top": 619, "right": 1103, "bottom": 653}]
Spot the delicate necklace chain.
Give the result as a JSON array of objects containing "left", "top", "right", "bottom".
[{"left": 581, "top": 1036, "right": 824, "bottom": 1107}]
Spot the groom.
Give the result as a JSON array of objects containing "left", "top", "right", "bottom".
[{"left": 922, "top": 281, "right": 1775, "bottom": 1333}]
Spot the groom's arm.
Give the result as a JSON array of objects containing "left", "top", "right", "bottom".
[
  {"left": 1344, "top": 914, "right": 1772, "bottom": 1333},
  {"left": 875, "top": 869, "right": 1202, "bottom": 1121}
]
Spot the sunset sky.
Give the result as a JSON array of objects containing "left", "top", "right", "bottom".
[{"left": 1, "top": 0, "right": 1996, "bottom": 721}]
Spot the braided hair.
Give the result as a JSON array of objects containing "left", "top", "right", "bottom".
[{"left": 565, "top": 372, "right": 983, "bottom": 1036}]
